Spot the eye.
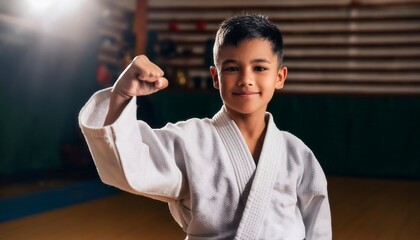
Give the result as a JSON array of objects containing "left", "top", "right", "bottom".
[{"left": 254, "top": 66, "right": 267, "bottom": 72}]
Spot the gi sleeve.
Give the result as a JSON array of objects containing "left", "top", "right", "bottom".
[
  {"left": 78, "top": 88, "right": 187, "bottom": 202},
  {"left": 297, "top": 151, "right": 332, "bottom": 240}
]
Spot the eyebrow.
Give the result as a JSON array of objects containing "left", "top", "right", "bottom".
[
  {"left": 221, "top": 58, "right": 272, "bottom": 65},
  {"left": 251, "top": 58, "right": 272, "bottom": 64}
]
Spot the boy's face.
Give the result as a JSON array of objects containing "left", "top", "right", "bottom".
[{"left": 210, "top": 39, "right": 287, "bottom": 118}]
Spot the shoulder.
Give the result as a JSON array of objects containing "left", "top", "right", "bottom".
[
  {"left": 163, "top": 117, "right": 214, "bottom": 131},
  {"left": 280, "top": 131, "right": 328, "bottom": 192},
  {"left": 280, "top": 131, "right": 313, "bottom": 155},
  {"left": 280, "top": 131, "right": 323, "bottom": 172},
  {"left": 152, "top": 118, "right": 223, "bottom": 154},
  {"left": 154, "top": 117, "right": 216, "bottom": 139}
]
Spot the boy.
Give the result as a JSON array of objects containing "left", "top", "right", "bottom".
[{"left": 79, "top": 15, "right": 331, "bottom": 239}]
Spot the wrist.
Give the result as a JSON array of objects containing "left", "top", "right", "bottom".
[{"left": 110, "top": 89, "right": 133, "bottom": 106}]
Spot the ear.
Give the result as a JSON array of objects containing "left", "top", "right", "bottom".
[
  {"left": 275, "top": 66, "right": 288, "bottom": 90},
  {"left": 209, "top": 66, "right": 219, "bottom": 89}
]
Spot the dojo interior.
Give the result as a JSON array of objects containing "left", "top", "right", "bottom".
[{"left": 1, "top": 0, "right": 419, "bottom": 239}]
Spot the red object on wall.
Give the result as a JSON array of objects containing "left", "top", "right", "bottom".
[
  {"left": 169, "top": 21, "right": 178, "bottom": 31},
  {"left": 196, "top": 20, "right": 206, "bottom": 31},
  {"left": 97, "top": 64, "right": 111, "bottom": 86}
]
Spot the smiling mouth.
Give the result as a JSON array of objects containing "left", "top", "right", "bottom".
[{"left": 233, "top": 91, "right": 259, "bottom": 96}]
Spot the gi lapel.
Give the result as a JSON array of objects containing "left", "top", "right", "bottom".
[
  {"left": 212, "top": 107, "right": 256, "bottom": 204},
  {"left": 234, "top": 113, "right": 284, "bottom": 240},
  {"left": 213, "top": 107, "right": 285, "bottom": 239}
]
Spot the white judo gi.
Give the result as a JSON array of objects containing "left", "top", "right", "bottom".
[{"left": 79, "top": 88, "right": 332, "bottom": 240}]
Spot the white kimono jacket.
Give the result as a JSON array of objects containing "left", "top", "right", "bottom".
[{"left": 79, "top": 88, "right": 331, "bottom": 240}]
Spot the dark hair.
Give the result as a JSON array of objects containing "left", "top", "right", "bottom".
[{"left": 213, "top": 14, "right": 284, "bottom": 66}]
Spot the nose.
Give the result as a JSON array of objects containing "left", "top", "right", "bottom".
[{"left": 237, "top": 69, "right": 254, "bottom": 87}]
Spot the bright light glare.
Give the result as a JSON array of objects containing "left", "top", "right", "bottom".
[
  {"left": 23, "top": 0, "right": 86, "bottom": 23},
  {"left": 22, "top": 0, "right": 91, "bottom": 42},
  {"left": 26, "top": 0, "right": 57, "bottom": 13}
]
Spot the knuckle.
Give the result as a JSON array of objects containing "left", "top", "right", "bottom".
[
  {"left": 138, "top": 55, "right": 148, "bottom": 61},
  {"left": 134, "top": 55, "right": 147, "bottom": 61}
]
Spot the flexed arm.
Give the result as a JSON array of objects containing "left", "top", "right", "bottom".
[
  {"left": 104, "top": 55, "right": 169, "bottom": 126},
  {"left": 79, "top": 55, "right": 187, "bottom": 201}
]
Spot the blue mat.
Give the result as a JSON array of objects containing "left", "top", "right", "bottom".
[{"left": 0, "top": 179, "right": 120, "bottom": 222}]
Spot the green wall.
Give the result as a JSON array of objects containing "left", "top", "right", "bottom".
[
  {"left": 145, "top": 90, "right": 420, "bottom": 179},
  {"left": 0, "top": 25, "right": 99, "bottom": 176}
]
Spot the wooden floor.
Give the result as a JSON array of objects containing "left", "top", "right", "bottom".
[{"left": 0, "top": 177, "right": 419, "bottom": 240}]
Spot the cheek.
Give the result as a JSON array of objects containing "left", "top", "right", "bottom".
[
  {"left": 259, "top": 73, "right": 278, "bottom": 86},
  {"left": 219, "top": 76, "right": 236, "bottom": 87}
]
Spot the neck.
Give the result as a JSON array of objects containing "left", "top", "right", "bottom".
[
  {"left": 236, "top": 115, "right": 266, "bottom": 139},
  {"left": 226, "top": 108, "right": 268, "bottom": 163},
  {"left": 225, "top": 108, "right": 266, "bottom": 137}
]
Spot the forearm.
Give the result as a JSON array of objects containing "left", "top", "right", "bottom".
[
  {"left": 298, "top": 152, "right": 331, "bottom": 239},
  {"left": 104, "top": 91, "right": 132, "bottom": 126},
  {"left": 300, "top": 194, "right": 332, "bottom": 240}
]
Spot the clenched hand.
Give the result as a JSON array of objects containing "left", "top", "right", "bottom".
[{"left": 104, "top": 55, "right": 169, "bottom": 125}]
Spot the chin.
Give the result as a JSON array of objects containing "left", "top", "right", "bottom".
[{"left": 229, "top": 106, "right": 265, "bottom": 116}]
